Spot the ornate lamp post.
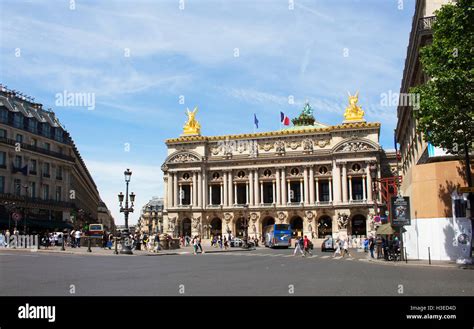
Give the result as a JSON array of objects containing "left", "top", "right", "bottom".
[
  {"left": 118, "top": 168, "right": 135, "bottom": 255},
  {"left": 369, "top": 162, "right": 379, "bottom": 220},
  {"left": 242, "top": 204, "right": 249, "bottom": 248}
]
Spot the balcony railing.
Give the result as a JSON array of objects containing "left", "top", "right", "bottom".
[
  {"left": 0, "top": 137, "right": 75, "bottom": 162},
  {"left": 0, "top": 193, "right": 75, "bottom": 208},
  {"left": 418, "top": 16, "right": 436, "bottom": 32}
]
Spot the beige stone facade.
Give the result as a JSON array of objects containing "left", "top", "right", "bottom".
[
  {"left": 396, "top": 0, "right": 473, "bottom": 260},
  {"left": 162, "top": 113, "right": 396, "bottom": 242},
  {"left": 0, "top": 87, "right": 108, "bottom": 232}
]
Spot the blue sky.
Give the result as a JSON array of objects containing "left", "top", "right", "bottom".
[{"left": 0, "top": 0, "right": 415, "bottom": 225}]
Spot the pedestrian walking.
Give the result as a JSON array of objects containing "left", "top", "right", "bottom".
[
  {"left": 303, "top": 235, "right": 313, "bottom": 257},
  {"left": 333, "top": 239, "right": 342, "bottom": 257},
  {"left": 192, "top": 236, "right": 198, "bottom": 255},
  {"left": 223, "top": 236, "right": 229, "bottom": 250},
  {"left": 74, "top": 230, "right": 82, "bottom": 248},
  {"left": 197, "top": 235, "right": 204, "bottom": 253},
  {"left": 342, "top": 238, "right": 352, "bottom": 257},
  {"left": 293, "top": 237, "right": 304, "bottom": 257}
]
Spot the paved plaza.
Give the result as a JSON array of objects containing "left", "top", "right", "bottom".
[{"left": 1, "top": 247, "right": 473, "bottom": 296}]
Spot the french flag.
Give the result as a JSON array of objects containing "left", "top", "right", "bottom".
[{"left": 280, "top": 112, "right": 290, "bottom": 126}]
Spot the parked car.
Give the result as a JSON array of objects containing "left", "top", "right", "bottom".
[
  {"left": 230, "top": 238, "right": 256, "bottom": 248},
  {"left": 321, "top": 236, "right": 335, "bottom": 252},
  {"left": 230, "top": 238, "right": 244, "bottom": 247}
]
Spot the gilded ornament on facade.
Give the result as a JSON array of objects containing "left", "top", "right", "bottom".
[
  {"left": 183, "top": 107, "right": 201, "bottom": 136},
  {"left": 343, "top": 92, "right": 365, "bottom": 122}
]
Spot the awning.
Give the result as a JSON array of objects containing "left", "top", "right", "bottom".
[{"left": 376, "top": 223, "right": 395, "bottom": 235}]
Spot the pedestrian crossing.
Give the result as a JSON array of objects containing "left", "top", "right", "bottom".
[{"left": 201, "top": 252, "right": 362, "bottom": 262}]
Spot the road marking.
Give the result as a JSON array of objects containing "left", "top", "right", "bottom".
[
  {"left": 320, "top": 256, "right": 330, "bottom": 259},
  {"left": 345, "top": 258, "right": 354, "bottom": 261},
  {"left": 283, "top": 255, "right": 293, "bottom": 258}
]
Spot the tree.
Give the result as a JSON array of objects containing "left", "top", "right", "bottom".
[{"left": 411, "top": 0, "right": 473, "bottom": 255}]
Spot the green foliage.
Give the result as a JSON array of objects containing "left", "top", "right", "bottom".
[{"left": 410, "top": 0, "right": 473, "bottom": 154}]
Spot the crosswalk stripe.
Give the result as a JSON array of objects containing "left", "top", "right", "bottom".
[{"left": 320, "top": 256, "right": 330, "bottom": 259}]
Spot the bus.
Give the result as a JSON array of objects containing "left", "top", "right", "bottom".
[
  {"left": 87, "top": 224, "right": 104, "bottom": 239},
  {"left": 263, "top": 224, "right": 292, "bottom": 248}
]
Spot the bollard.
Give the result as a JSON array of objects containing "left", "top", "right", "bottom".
[
  {"left": 404, "top": 247, "right": 407, "bottom": 263},
  {"left": 428, "top": 247, "right": 431, "bottom": 265},
  {"left": 87, "top": 237, "right": 92, "bottom": 252},
  {"left": 61, "top": 237, "right": 65, "bottom": 251},
  {"left": 114, "top": 237, "right": 119, "bottom": 255}
]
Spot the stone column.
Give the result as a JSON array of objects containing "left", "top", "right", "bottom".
[
  {"left": 309, "top": 166, "right": 315, "bottom": 204},
  {"left": 287, "top": 180, "right": 291, "bottom": 203},
  {"left": 167, "top": 174, "right": 173, "bottom": 209},
  {"left": 272, "top": 181, "right": 276, "bottom": 204},
  {"left": 228, "top": 171, "right": 233, "bottom": 207},
  {"left": 300, "top": 180, "right": 304, "bottom": 203},
  {"left": 329, "top": 178, "right": 333, "bottom": 202},
  {"left": 362, "top": 176, "right": 367, "bottom": 201},
  {"left": 249, "top": 171, "right": 254, "bottom": 206},
  {"left": 179, "top": 184, "right": 183, "bottom": 206},
  {"left": 203, "top": 170, "right": 208, "bottom": 208},
  {"left": 348, "top": 176, "right": 353, "bottom": 202},
  {"left": 260, "top": 182, "right": 264, "bottom": 204},
  {"left": 197, "top": 172, "right": 202, "bottom": 207},
  {"left": 366, "top": 163, "right": 373, "bottom": 201},
  {"left": 332, "top": 160, "right": 341, "bottom": 204},
  {"left": 209, "top": 185, "right": 213, "bottom": 206},
  {"left": 192, "top": 172, "right": 197, "bottom": 206},
  {"left": 254, "top": 169, "right": 260, "bottom": 205},
  {"left": 282, "top": 168, "right": 287, "bottom": 204},
  {"left": 315, "top": 178, "right": 320, "bottom": 203},
  {"left": 173, "top": 172, "right": 178, "bottom": 207},
  {"left": 246, "top": 182, "right": 250, "bottom": 205},
  {"left": 303, "top": 167, "right": 309, "bottom": 205},
  {"left": 342, "top": 163, "right": 348, "bottom": 203},
  {"left": 276, "top": 169, "right": 281, "bottom": 205},
  {"left": 220, "top": 182, "right": 224, "bottom": 206},
  {"left": 223, "top": 172, "right": 228, "bottom": 206},
  {"left": 234, "top": 182, "right": 238, "bottom": 205}
]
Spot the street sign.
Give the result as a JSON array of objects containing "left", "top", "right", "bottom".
[
  {"left": 391, "top": 196, "right": 411, "bottom": 226},
  {"left": 12, "top": 212, "right": 22, "bottom": 221},
  {"left": 459, "top": 187, "right": 474, "bottom": 193}
]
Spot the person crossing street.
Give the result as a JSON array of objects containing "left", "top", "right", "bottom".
[
  {"left": 303, "top": 235, "right": 313, "bottom": 257},
  {"left": 293, "top": 236, "right": 305, "bottom": 257}
]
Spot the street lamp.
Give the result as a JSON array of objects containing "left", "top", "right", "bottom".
[
  {"left": 118, "top": 168, "right": 135, "bottom": 255},
  {"left": 242, "top": 204, "right": 249, "bottom": 248}
]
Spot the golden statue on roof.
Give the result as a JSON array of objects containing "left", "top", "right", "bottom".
[
  {"left": 343, "top": 91, "right": 365, "bottom": 123},
  {"left": 183, "top": 107, "right": 201, "bottom": 136}
]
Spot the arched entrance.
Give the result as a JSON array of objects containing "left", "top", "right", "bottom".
[
  {"left": 290, "top": 216, "right": 303, "bottom": 238},
  {"left": 351, "top": 214, "right": 367, "bottom": 237},
  {"left": 210, "top": 218, "right": 222, "bottom": 237},
  {"left": 235, "top": 217, "right": 246, "bottom": 237},
  {"left": 180, "top": 218, "right": 191, "bottom": 237},
  {"left": 261, "top": 216, "right": 275, "bottom": 233},
  {"left": 317, "top": 216, "right": 333, "bottom": 238}
]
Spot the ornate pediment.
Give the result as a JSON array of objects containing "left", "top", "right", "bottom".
[
  {"left": 333, "top": 139, "right": 378, "bottom": 153},
  {"left": 167, "top": 152, "right": 201, "bottom": 164}
]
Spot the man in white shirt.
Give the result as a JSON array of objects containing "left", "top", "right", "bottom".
[{"left": 75, "top": 230, "right": 82, "bottom": 248}]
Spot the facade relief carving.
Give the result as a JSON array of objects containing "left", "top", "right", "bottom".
[
  {"left": 169, "top": 152, "right": 200, "bottom": 163},
  {"left": 335, "top": 141, "right": 375, "bottom": 153}
]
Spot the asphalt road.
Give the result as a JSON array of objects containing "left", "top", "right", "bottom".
[{"left": 1, "top": 248, "right": 473, "bottom": 296}]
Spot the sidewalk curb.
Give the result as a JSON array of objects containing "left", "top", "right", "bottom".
[{"left": 365, "top": 258, "right": 469, "bottom": 269}]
